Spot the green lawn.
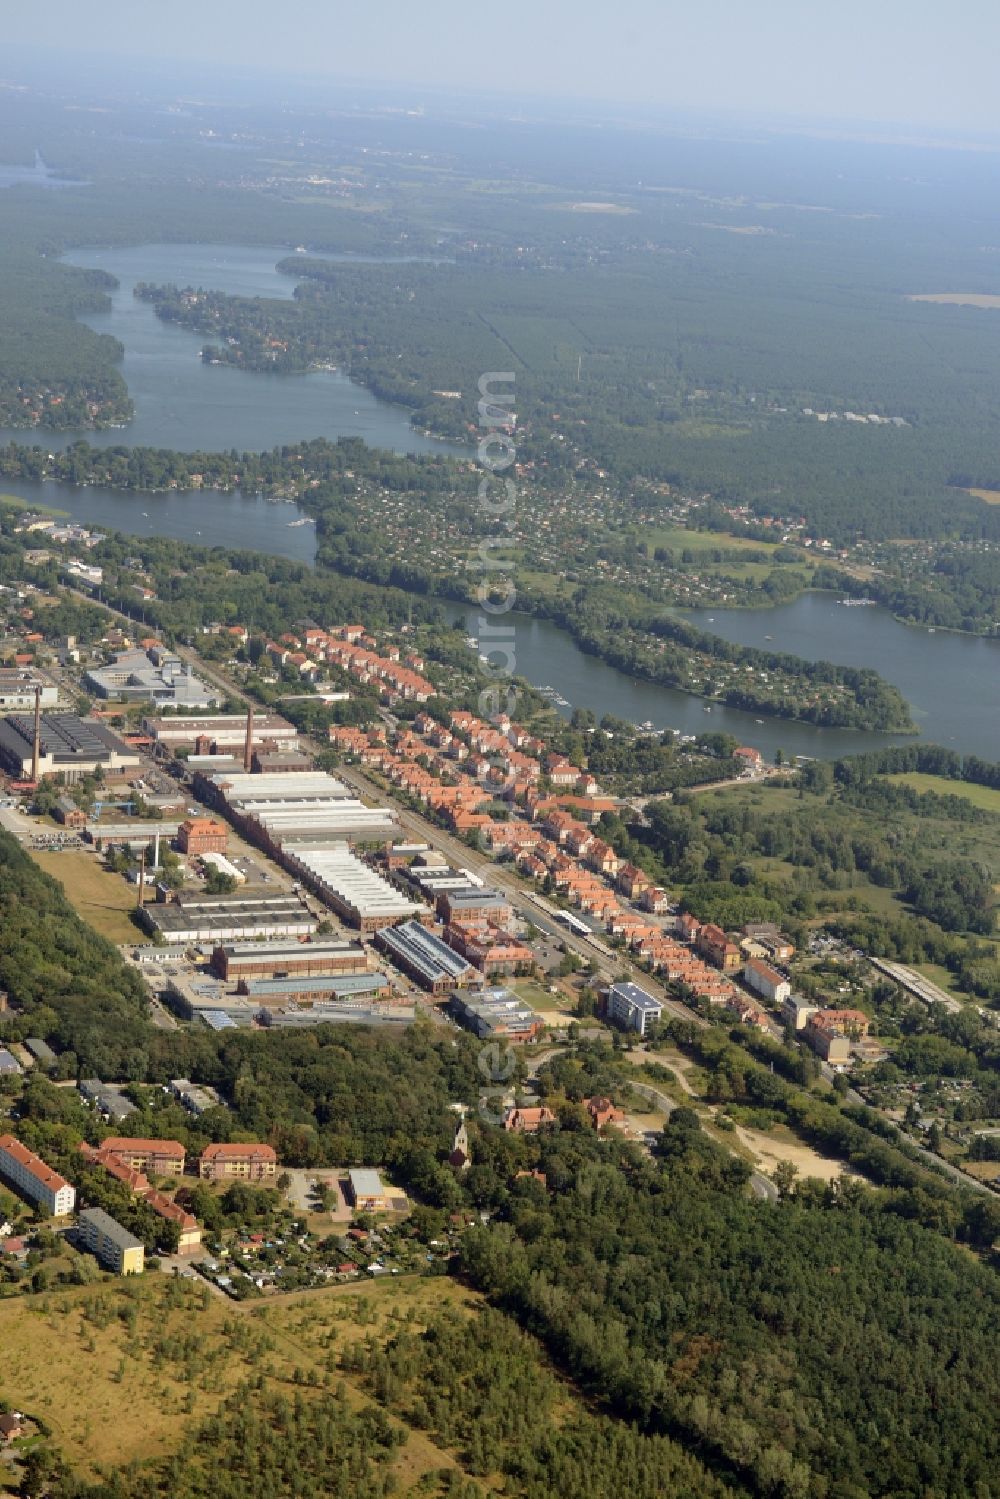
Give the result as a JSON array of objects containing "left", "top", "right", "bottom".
[{"left": 884, "top": 773, "right": 1000, "bottom": 816}]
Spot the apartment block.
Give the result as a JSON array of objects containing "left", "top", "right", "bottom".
[
  {"left": 199, "top": 1143, "right": 277, "bottom": 1182},
  {"left": 0, "top": 1134, "right": 76, "bottom": 1216},
  {"left": 77, "top": 1206, "right": 145, "bottom": 1275}
]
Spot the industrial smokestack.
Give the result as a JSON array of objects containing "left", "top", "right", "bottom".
[
  {"left": 137, "top": 846, "right": 146, "bottom": 910},
  {"left": 31, "top": 686, "right": 41, "bottom": 784},
  {"left": 243, "top": 700, "right": 255, "bottom": 772}
]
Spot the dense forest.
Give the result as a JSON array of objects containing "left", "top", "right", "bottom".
[{"left": 459, "top": 1114, "right": 1000, "bottom": 1499}]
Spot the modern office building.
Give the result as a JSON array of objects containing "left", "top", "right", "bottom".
[
  {"left": 85, "top": 648, "right": 217, "bottom": 708},
  {"left": 607, "top": 981, "right": 663, "bottom": 1036},
  {"left": 77, "top": 1207, "right": 145, "bottom": 1275},
  {"left": 450, "top": 987, "right": 543, "bottom": 1042}
]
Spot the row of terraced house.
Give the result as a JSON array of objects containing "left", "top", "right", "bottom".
[{"left": 328, "top": 695, "right": 780, "bottom": 1025}]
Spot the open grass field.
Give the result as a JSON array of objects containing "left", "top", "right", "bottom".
[
  {"left": 640, "top": 524, "right": 781, "bottom": 556},
  {"left": 0, "top": 1273, "right": 478, "bottom": 1489},
  {"left": 884, "top": 772, "right": 1000, "bottom": 816},
  {"left": 964, "top": 487, "right": 1000, "bottom": 505},
  {"left": 28, "top": 850, "right": 140, "bottom": 943}
]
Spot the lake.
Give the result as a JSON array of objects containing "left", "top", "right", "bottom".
[
  {"left": 0, "top": 476, "right": 317, "bottom": 566},
  {"left": 0, "top": 153, "right": 87, "bottom": 190},
  {"left": 446, "top": 596, "right": 999, "bottom": 762},
  {"left": 0, "top": 244, "right": 452, "bottom": 456},
  {"left": 2, "top": 469, "right": 994, "bottom": 759}
]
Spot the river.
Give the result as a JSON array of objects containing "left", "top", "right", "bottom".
[
  {"left": 0, "top": 245, "right": 992, "bottom": 762},
  {"left": 0, "top": 243, "right": 450, "bottom": 456},
  {"left": 2, "top": 471, "right": 992, "bottom": 759}
]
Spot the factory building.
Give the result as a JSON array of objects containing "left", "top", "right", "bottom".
[
  {"left": 140, "top": 893, "right": 319, "bottom": 945},
  {"left": 283, "top": 844, "right": 420, "bottom": 931},
  {"left": 0, "top": 714, "right": 142, "bottom": 783},
  {"left": 204, "top": 770, "right": 399, "bottom": 852},
  {"left": 0, "top": 668, "right": 59, "bottom": 711},
  {"left": 212, "top": 938, "right": 369, "bottom": 982},
  {"left": 375, "top": 920, "right": 476, "bottom": 992},
  {"left": 143, "top": 712, "right": 297, "bottom": 752}
]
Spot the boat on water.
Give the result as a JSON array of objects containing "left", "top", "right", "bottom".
[
  {"left": 287, "top": 517, "right": 314, "bottom": 527},
  {"left": 764, "top": 634, "right": 773, "bottom": 640},
  {"left": 703, "top": 704, "right": 712, "bottom": 712},
  {"left": 755, "top": 718, "right": 764, "bottom": 724}
]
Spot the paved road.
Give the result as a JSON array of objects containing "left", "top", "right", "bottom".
[{"left": 620, "top": 1079, "right": 779, "bottom": 1202}]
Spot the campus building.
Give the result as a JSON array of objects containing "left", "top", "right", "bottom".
[{"left": 348, "top": 1168, "right": 389, "bottom": 1212}]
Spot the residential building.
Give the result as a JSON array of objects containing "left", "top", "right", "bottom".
[
  {"left": 199, "top": 1143, "right": 277, "bottom": 1183},
  {"left": 78, "top": 1079, "right": 137, "bottom": 1123},
  {"left": 0, "top": 1134, "right": 75, "bottom": 1215},
  {"left": 77, "top": 1207, "right": 144, "bottom": 1275},
  {"left": 584, "top": 1096, "right": 625, "bottom": 1131},
  {"left": 782, "top": 995, "right": 818, "bottom": 1031},
  {"left": 697, "top": 923, "right": 742, "bottom": 973},
  {"left": 806, "top": 1028, "right": 852, "bottom": 1065},
  {"left": 99, "top": 1138, "right": 185, "bottom": 1177},
  {"left": 809, "top": 1008, "right": 871, "bottom": 1038},
  {"left": 0, "top": 1048, "right": 22, "bottom": 1076},
  {"left": 503, "top": 1105, "right": 556, "bottom": 1133},
  {"left": 743, "top": 958, "right": 791, "bottom": 1006},
  {"left": 607, "top": 981, "right": 663, "bottom": 1037}
]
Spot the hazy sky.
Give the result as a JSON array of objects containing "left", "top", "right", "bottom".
[{"left": 8, "top": 0, "right": 1000, "bottom": 135}]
